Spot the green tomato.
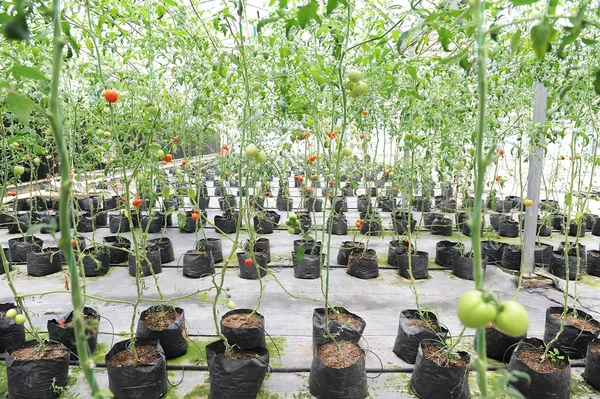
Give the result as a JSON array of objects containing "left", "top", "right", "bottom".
[
  {"left": 457, "top": 290, "right": 497, "bottom": 328},
  {"left": 288, "top": 213, "right": 298, "bottom": 221},
  {"left": 349, "top": 90, "right": 360, "bottom": 99},
  {"left": 495, "top": 301, "right": 529, "bottom": 337},
  {"left": 287, "top": 227, "right": 295, "bottom": 234},
  {"left": 6, "top": 308, "right": 17, "bottom": 319},
  {"left": 342, "top": 147, "right": 353, "bottom": 157},
  {"left": 14, "top": 166, "right": 25, "bottom": 176},
  {"left": 137, "top": 173, "right": 147, "bottom": 183},
  {"left": 353, "top": 81, "right": 368, "bottom": 96},
  {"left": 348, "top": 69, "right": 362, "bottom": 83},
  {"left": 156, "top": 150, "right": 165, "bottom": 160},
  {"left": 255, "top": 151, "right": 268, "bottom": 164},
  {"left": 226, "top": 300, "right": 236, "bottom": 310},
  {"left": 147, "top": 105, "right": 159, "bottom": 116},
  {"left": 412, "top": 136, "right": 423, "bottom": 144},
  {"left": 245, "top": 143, "right": 259, "bottom": 157},
  {"left": 33, "top": 157, "right": 41, "bottom": 165},
  {"left": 104, "top": 131, "right": 112, "bottom": 138},
  {"left": 404, "top": 133, "right": 414, "bottom": 142},
  {"left": 344, "top": 79, "right": 355, "bottom": 91},
  {"left": 14, "top": 314, "right": 26, "bottom": 325},
  {"left": 454, "top": 161, "right": 465, "bottom": 171}
]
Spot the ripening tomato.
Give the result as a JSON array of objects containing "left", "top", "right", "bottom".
[
  {"left": 191, "top": 213, "right": 199, "bottom": 221},
  {"left": 244, "top": 258, "right": 253, "bottom": 266},
  {"left": 104, "top": 89, "right": 119, "bottom": 103},
  {"left": 164, "top": 154, "right": 173, "bottom": 163},
  {"left": 71, "top": 239, "right": 77, "bottom": 247},
  {"left": 308, "top": 155, "right": 317, "bottom": 162},
  {"left": 173, "top": 136, "right": 179, "bottom": 143}
]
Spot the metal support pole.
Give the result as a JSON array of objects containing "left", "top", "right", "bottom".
[{"left": 522, "top": 82, "right": 548, "bottom": 276}]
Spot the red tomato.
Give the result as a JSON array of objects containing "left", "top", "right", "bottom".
[
  {"left": 244, "top": 258, "right": 253, "bottom": 266},
  {"left": 173, "top": 136, "right": 179, "bottom": 143},
  {"left": 191, "top": 213, "right": 199, "bottom": 221},
  {"left": 164, "top": 154, "right": 173, "bottom": 163},
  {"left": 104, "top": 89, "right": 119, "bottom": 103}
]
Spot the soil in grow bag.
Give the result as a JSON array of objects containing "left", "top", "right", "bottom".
[
  {"left": 435, "top": 240, "right": 464, "bottom": 267},
  {"left": 5, "top": 341, "right": 70, "bottom": 399},
  {"left": 312, "top": 307, "right": 366, "bottom": 350},
  {"left": 195, "top": 238, "right": 224, "bottom": 263},
  {"left": 148, "top": 237, "right": 175, "bottom": 264},
  {"left": 128, "top": 250, "right": 162, "bottom": 277},
  {"left": 397, "top": 251, "right": 429, "bottom": 280},
  {"left": 103, "top": 236, "right": 131, "bottom": 264},
  {"left": 106, "top": 339, "right": 168, "bottom": 399},
  {"left": 27, "top": 247, "right": 62, "bottom": 277},
  {"left": 508, "top": 338, "right": 571, "bottom": 399},
  {"left": 0, "top": 303, "right": 25, "bottom": 352},
  {"left": 393, "top": 309, "right": 448, "bottom": 364},
  {"left": 205, "top": 340, "right": 269, "bottom": 399},
  {"left": 136, "top": 305, "right": 187, "bottom": 359},
  {"left": 8, "top": 236, "right": 43, "bottom": 263},
  {"left": 347, "top": 248, "right": 379, "bottom": 279},
  {"left": 584, "top": 339, "right": 600, "bottom": 390},
  {"left": 543, "top": 307, "right": 600, "bottom": 359},
  {"left": 221, "top": 309, "right": 266, "bottom": 349},
  {"left": 410, "top": 342, "right": 471, "bottom": 399},
  {"left": 308, "top": 340, "right": 367, "bottom": 399},
  {"left": 47, "top": 307, "right": 100, "bottom": 355},
  {"left": 183, "top": 250, "right": 215, "bottom": 278},
  {"left": 337, "top": 241, "right": 364, "bottom": 265}
]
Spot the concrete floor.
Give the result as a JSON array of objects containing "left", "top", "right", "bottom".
[{"left": 1, "top": 177, "right": 600, "bottom": 398}]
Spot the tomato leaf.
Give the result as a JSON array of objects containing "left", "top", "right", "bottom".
[
  {"left": 438, "top": 47, "right": 469, "bottom": 64},
  {"left": 257, "top": 16, "right": 280, "bottom": 33},
  {"left": 177, "top": 213, "right": 186, "bottom": 230},
  {"left": 297, "top": 0, "right": 321, "bottom": 28},
  {"left": 4, "top": 90, "right": 34, "bottom": 125},
  {"left": 509, "top": 0, "right": 538, "bottom": 5},
  {"left": 11, "top": 64, "right": 47, "bottom": 81},
  {"left": 295, "top": 244, "right": 304, "bottom": 265},
  {"left": 510, "top": 29, "right": 522, "bottom": 55},
  {"left": 326, "top": 0, "right": 339, "bottom": 15},
  {"left": 530, "top": 20, "right": 553, "bottom": 60},
  {"left": 593, "top": 69, "right": 600, "bottom": 95},
  {"left": 406, "top": 65, "right": 418, "bottom": 81}
]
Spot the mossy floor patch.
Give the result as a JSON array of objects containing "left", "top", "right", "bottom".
[
  {"left": 580, "top": 274, "right": 600, "bottom": 288},
  {"left": 265, "top": 336, "right": 286, "bottom": 368},
  {"left": 0, "top": 366, "right": 7, "bottom": 397},
  {"left": 168, "top": 338, "right": 214, "bottom": 366}
]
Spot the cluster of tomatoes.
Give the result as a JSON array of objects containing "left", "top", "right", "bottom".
[
  {"left": 4, "top": 308, "right": 26, "bottom": 326},
  {"left": 285, "top": 213, "right": 301, "bottom": 234},
  {"left": 457, "top": 290, "right": 529, "bottom": 337},
  {"left": 295, "top": 175, "right": 304, "bottom": 183},
  {"left": 355, "top": 219, "right": 363, "bottom": 229},
  {"left": 132, "top": 198, "right": 143, "bottom": 207},
  {"left": 296, "top": 131, "right": 311, "bottom": 141}
]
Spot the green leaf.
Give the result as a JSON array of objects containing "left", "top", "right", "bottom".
[
  {"left": 509, "top": 0, "right": 538, "bottom": 5},
  {"left": 437, "top": 26, "right": 452, "bottom": 51},
  {"left": 4, "top": 90, "right": 34, "bottom": 125},
  {"left": 295, "top": 244, "right": 304, "bottom": 266},
  {"left": 164, "top": 0, "right": 178, "bottom": 5},
  {"left": 177, "top": 213, "right": 186, "bottom": 230},
  {"left": 297, "top": 0, "right": 321, "bottom": 28},
  {"left": 593, "top": 69, "right": 600, "bottom": 95},
  {"left": 396, "top": 27, "right": 417, "bottom": 52},
  {"left": 188, "top": 188, "right": 197, "bottom": 200},
  {"left": 510, "top": 29, "right": 522, "bottom": 55},
  {"left": 530, "top": 20, "right": 551, "bottom": 60},
  {"left": 11, "top": 64, "right": 47, "bottom": 81},
  {"left": 438, "top": 47, "right": 469, "bottom": 64},
  {"left": 326, "top": 0, "right": 339, "bottom": 15},
  {"left": 406, "top": 65, "right": 418, "bottom": 81},
  {"left": 257, "top": 16, "right": 280, "bottom": 33}
]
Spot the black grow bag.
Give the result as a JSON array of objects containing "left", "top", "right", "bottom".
[
  {"left": 549, "top": 250, "right": 581, "bottom": 280},
  {"left": 392, "top": 214, "right": 416, "bottom": 234},
  {"left": 476, "top": 325, "right": 525, "bottom": 363},
  {"left": 27, "top": 248, "right": 62, "bottom": 277},
  {"left": 47, "top": 306, "right": 100, "bottom": 355},
  {"left": 195, "top": 238, "right": 223, "bottom": 263},
  {"left": 452, "top": 254, "right": 486, "bottom": 281},
  {"left": 498, "top": 219, "right": 520, "bottom": 238},
  {"left": 183, "top": 250, "right": 215, "bottom": 278},
  {"left": 8, "top": 236, "right": 43, "bottom": 263},
  {"left": 534, "top": 243, "right": 553, "bottom": 267},
  {"left": 136, "top": 305, "right": 187, "bottom": 359},
  {"left": 337, "top": 241, "right": 364, "bottom": 265},
  {"left": 141, "top": 213, "right": 164, "bottom": 234},
  {"left": 237, "top": 252, "right": 268, "bottom": 279},
  {"left": 214, "top": 213, "right": 238, "bottom": 234},
  {"left": 81, "top": 248, "right": 110, "bottom": 277},
  {"left": 387, "top": 240, "right": 408, "bottom": 267},
  {"left": 205, "top": 340, "right": 269, "bottom": 399},
  {"left": 584, "top": 338, "right": 600, "bottom": 389},
  {"left": 482, "top": 241, "right": 505, "bottom": 265},
  {"left": 0, "top": 303, "right": 25, "bottom": 352},
  {"left": 253, "top": 215, "right": 274, "bottom": 234},
  {"left": 244, "top": 238, "right": 271, "bottom": 263},
  {"left": 109, "top": 214, "right": 131, "bottom": 234},
  {"left": 276, "top": 196, "right": 293, "bottom": 211},
  {"left": 543, "top": 307, "right": 600, "bottom": 359},
  {"left": 293, "top": 251, "right": 323, "bottom": 279},
  {"left": 435, "top": 240, "right": 464, "bottom": 267},
  {"left": 306, "top": 197, "right": 323, "bottom": 212},
  {"left": 103, "top": 236, "right": 131, "bottom": 264},
  {"left": 410, "top": 341, "right": 471, "bottom": 399},
  {"left": 507, "top": 337, "right": 571, "bottom": 399},
  {"left": 148, "top": 237, "right": 175, "bottom": 264},
  {"left": 587, "top": 250, "right": 600, "bottom": 277},
  {"left": 397, "top": 251, "right": 429, "bottom": 280},
  {"left": 312, "top": 307, "right": 366, "bottom": 350},
  {"left": 327, "top": 214, "right": 348, "bottom": 235},
  {"left": 5, "top": 340, "right": 70, "bottom": 399},
  {"left": 501, "top": 245, "right": 522, "bottom": 271},
  {"left": 308, "top": 341, "right": 367, "bottom": 399},
  {"left": 106, "top": 338, "right": 168, "bottom": 399},
  {"left": 6, "top": 213, "right": 30, "bottom": 234},
  {"left": 392, "top": 309, "right": 448, "bottom": 364},
  {"left": 128, "top": 249, "right": 162, "bottom": 277},
  {"left": 359, "top": 218, "right": 382, "bottom": 236},
  {"left": 220, "top": 309, "right": 266, "bottom": 349},
  {"left": 347, "top": 248, "right": 379, "bottom": 279}
]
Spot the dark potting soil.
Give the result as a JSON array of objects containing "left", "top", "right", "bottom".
[
  {"left": 64, "top": 313, "right": 97, "bottom": 328},
  {"left": 106, "top": 344, "right": 160, "bottom": 366},
  {"left": 143, "top": 308, "right": 179, "bottom": 331},
  {"left": 317, "top": 341, "right": 364, "bottom": 369},
  {"left": 590, "top": 342, "right": 600, "bottom": 354},
  {"left": 516, "top": 348, "right": 569, "bottom": 373},
  {"left": 221, "top": 313, "right": 263, "bottom": 329},
  {"left": 216, "top": 348, "right": 260, "bottom": 360},
  {"left": 409, "top": 318, "right": 441, "bottom": 332},
  {"left": 328, "top": 311, "right": 362, "bottom": 327},
  {"left": 11, "top": 343, "right": 68, "bottom": 361},
  {"left": 422, "top": 343, "right": 468, "bottom": 368},
  {"left": 551, "top": 313, "right": 600, "bottom": 332}
]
